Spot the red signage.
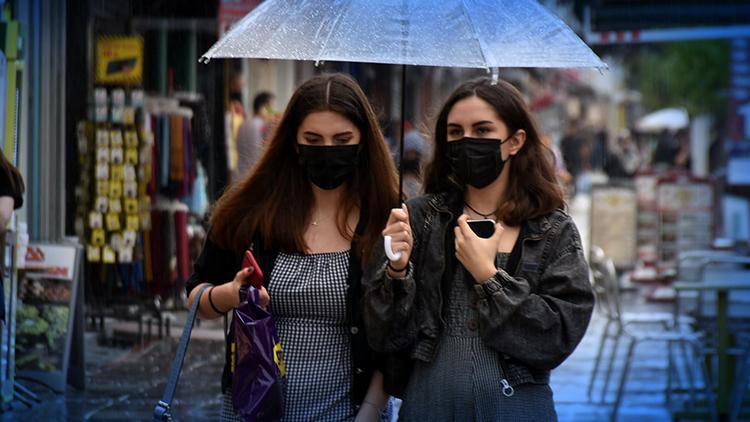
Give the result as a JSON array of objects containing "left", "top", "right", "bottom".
[{"left": 218, "top": 0, "right": 262, "bottom": 35}]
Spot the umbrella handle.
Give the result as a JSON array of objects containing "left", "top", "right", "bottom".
[{"left": 384, "top": 235, "right": 402, "bottom": 261}]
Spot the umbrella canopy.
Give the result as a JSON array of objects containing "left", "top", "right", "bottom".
[
  {"left": 636, "top": 108, "right": 689, "bottom": 132},
  {"left": 200, "top": 0, "right": 606, "bottom": 70}
]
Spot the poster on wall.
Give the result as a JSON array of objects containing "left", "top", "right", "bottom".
[
  {"left": 15, "top": 243, "right": 82, "bottom": 392},
  {"left": 590, "top": 183, "right": 638, "bottom": 269},
  {"left": 95, "top": 36, "right": 144, "bottom": 85}
]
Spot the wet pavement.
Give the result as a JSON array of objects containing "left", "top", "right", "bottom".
[
  {"left": 2, "top": 288, "right": 728, "bottom": 422},
  {"left": 3, "top": 319, "right": 228, "bottom": 421}
]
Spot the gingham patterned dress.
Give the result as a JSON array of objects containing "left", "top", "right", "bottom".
[{"left": 221, "top": 250, "right": 357, "bottom": 421}]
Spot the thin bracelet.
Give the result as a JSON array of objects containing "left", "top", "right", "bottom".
[
  {"left": 387, "top": 260, "right": 408, "bottom": 273},
  {"left": 207, "top": 286, "right": 228, "bottom": 315}
]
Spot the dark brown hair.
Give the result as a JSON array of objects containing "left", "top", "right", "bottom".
[
  {"left": 0, "top": 152, "right": 24, "bottom": 199},
  {"left": 423, "top": 77, "right": 564, "bottom": 225},
  {"left": 210, "top": 74, "right": 399, "bottom": 264}
]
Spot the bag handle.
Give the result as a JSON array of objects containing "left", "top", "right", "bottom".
[{"left": 153, "top": 284, "right": 211, "bottom": 421}]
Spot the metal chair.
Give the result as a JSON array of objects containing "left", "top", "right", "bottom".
[
  {"left": 673, "top": 252, "right": 750, "bottom": 422},
  {"left": 587, "top": 246, "right": 693, "bottom": 405},
  {"left": 587, "top": 247, "right": 717, "bottom": 421}
]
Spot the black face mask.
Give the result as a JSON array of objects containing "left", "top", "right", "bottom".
[
  {"left": 298, "top": 144, "right": 360, "bottom": 190},
  {"left": 447, "top": 136, "right": 511, "bottom": 188}
]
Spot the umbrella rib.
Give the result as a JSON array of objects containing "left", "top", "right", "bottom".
[
  {"left": 458, "top": 0, "right": 491, "bottom": 69},
  {"left": 316, "top": 0, "right": 355, "bottom": 62}
]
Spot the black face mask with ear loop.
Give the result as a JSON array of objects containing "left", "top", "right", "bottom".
[
  {"left": 297, "top": 144, "right": 360, "bottom": 189},
  {"left": 447, "top": 136, "right": 511, "bottom": 188}
]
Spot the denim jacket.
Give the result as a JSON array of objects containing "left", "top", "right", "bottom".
[{"left": 362, "top": 192, "right": 594, "bottom": 396}]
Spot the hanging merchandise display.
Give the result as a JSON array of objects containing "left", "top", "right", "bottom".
[
  {"left": 76, "top": 87, "right": 208, "bottom": 309},
  {"left": 76, "top": 87, "right": 151, "bottom": 292}
]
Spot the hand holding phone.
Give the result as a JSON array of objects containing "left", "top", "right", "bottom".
[
  {"left": 242, "top": 250, "right": 265, "bottom": 288},
  {"left": 455, "top": 215, "right": 504, "bottom": 283},
  {"left": 467, "top": 218, "right": 496, "bottom": 239}
]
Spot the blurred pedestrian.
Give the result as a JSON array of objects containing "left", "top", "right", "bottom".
[
  {"left": 540, "top": 134, "right": 572, "bottom": 193},
  {"left": 612, "top": 129, "right": 642, "bottom": 176},
  {"left": 363, "top": 78, "right": 594, "bottom": 420},
  {"left": 673, "top": 128, "right": 691, "bottom": 171},
  {"left": 187, "top": 74, "right": 398, "bottom": 421},
  {"left": 560, "top": 118, "right": 584, "bottom": 180},
  {"left": 652, "top": 129, "right": 679, "bottom": 171},
  {"left": 401, "top": 120, "right": 427, "bottom": 199},
  {"left": 227, "top": 69, "right": 247, "bottom": 178},
  {"left": 234, "top": 91, "right": 275, "bottom": 180}
]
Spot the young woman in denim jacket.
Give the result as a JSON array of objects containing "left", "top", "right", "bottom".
[{"left": 363, "top": 78, "right": 594, "bottom": 421}]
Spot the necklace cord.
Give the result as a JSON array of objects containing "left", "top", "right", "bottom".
[{"left": 464, "top": 201, "right": 496, "bottom": 219}]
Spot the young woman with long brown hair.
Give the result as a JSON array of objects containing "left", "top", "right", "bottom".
[
  {"left": 364, "top": 78, "right": 594, "bottom": 420},
  {"left": 186, "top": 74, "right": 398, "bottom": 421}
]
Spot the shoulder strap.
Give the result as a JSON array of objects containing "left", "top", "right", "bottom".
[{"left": 153, "top": 284, "right": 211, "bottom": 421}]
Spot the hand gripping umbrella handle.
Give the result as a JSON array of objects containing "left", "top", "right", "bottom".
[{"left": 384, "top": 235, "right": 402, "bottom": 261}]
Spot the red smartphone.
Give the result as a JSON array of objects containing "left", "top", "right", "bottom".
[{"left": 242, "top": 250, "right": 265, "bottom": 288}]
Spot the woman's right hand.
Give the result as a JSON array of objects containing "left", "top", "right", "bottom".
[
  {"left": 230, "top": 267, "right": 270, "bottom": 308},
  {"left": 382, "top": 204, "right": 412, "bottom": 276}
]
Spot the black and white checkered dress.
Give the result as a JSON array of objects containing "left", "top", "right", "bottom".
[{"left": 221, "top": 250, "right": 356, "bottom": 421}]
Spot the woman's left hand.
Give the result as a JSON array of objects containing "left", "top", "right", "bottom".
[{"left": 454, "top": 214, "right": 504, "bottom": 283}]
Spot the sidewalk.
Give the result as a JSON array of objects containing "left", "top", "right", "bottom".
[
  {"left": 3, "top": 325, "right": 227, "bottom": 420},
  {"left": 553, "top": 293, "right": 679, "bottom": 422}
]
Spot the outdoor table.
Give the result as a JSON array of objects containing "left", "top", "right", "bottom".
[{"left": 673, "top": 267, "right": 750, "bottom": 419}]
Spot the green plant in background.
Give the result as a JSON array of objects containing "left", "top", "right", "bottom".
[
  {"left": 15, "top": 304, "right": 69, "bottom": 372},
  {"left": 45, "top": 306, "right": 69, "bottom": 348},
  {"left": 630, "top": 40, "right": 729, "bottom": 118},
  {"left": 16, "top": 304, "right": 49, "bottom": 336}
]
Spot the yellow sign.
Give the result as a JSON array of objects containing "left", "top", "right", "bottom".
[{"left": 96, "top": 36, "right": 143, "bottom": 85}]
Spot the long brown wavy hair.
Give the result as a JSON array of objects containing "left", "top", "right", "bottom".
[
  {"left": 423, "top": 78, "right": 564, "bottom": 225},
  {"left": 0, "top": 152, "right": 24, "bottom": 200},
  {"left": 210, "top": 73, "right": 399, "bottom": 265}
]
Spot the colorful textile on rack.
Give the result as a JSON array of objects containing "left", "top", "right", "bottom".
[
  {"left": 170, "top": 115, "right": 184, "bottom": 186},
  {"left": 148, "top": 112, "right": 196, "bottom": 199},
  {"left": 174, "top": 210, "right": 190, "bottom": 291}
]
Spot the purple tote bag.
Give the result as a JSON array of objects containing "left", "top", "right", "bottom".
[{"left": 232, "top": 286, "right": 286, "bottom": 421}]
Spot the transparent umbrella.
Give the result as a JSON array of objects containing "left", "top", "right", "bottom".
[
  {"left": 200, "top": 0, "right": 605, "bottom": 69},
  {"left": 201, "top": 0, "right": 606, "bottom": 259}
]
